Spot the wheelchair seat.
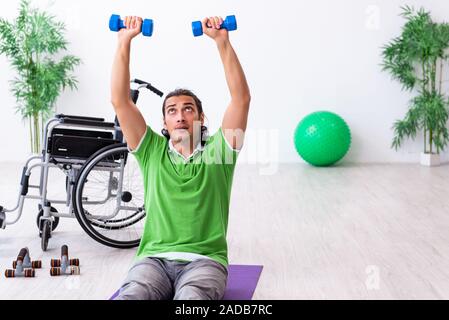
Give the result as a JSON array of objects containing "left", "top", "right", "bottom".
[{"left": 47, "top": 127, "right": 120, "bottom": 163}]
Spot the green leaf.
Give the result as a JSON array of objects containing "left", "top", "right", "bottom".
[
  {"left": 383, "top": 6, "right": 449, "bottom": 152},
  {"left": 0, "top": 0, "right": 81, "bottom": 153}
]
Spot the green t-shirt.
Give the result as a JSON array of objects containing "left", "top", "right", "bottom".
[{"left": 129, "top": 126, "right": 239, "bottom": 268}]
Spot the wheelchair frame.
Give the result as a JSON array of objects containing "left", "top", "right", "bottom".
[{"left": 0, "top": 79, "right": 163, "bottom": 251}]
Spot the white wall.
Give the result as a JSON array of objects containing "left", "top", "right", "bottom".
[{"left": 1, "top": 0, "right": 449, "bottom": 164}]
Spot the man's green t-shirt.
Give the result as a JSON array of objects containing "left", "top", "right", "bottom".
[{"left": 129, "top": 126, "right": 239, "bottom": 268}]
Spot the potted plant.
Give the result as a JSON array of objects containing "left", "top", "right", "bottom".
[
  {"left": 381, "top": 6, "right": 449, "bottom": 166},
  {"left": 0, "top": 0, "right": 81, "bottom": 154}
]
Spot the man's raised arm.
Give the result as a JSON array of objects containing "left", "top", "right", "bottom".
[
  {"left": 201, "top": 16, "right": 251, "bottom": 150},
  {"left": 111, "top": 16, "right": 147, "bottom": 151}
]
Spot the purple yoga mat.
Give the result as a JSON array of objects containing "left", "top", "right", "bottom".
[
  {"left": 222, "top": 265, "right": 263, "bottom": 300},
  {"left": 110, "top": 264, "right": 263, "bottom": 300}
]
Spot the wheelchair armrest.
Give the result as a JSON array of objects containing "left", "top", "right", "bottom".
[
  {"left": 60, "top": 118, "right": 115, "bottom": 128},
  {"left": 55, "top": 114, "right": 105, "bottom": 122}
]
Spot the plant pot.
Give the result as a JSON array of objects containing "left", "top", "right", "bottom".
[{"left": 420, "top": 152, "right": 440, "bottom": 167}]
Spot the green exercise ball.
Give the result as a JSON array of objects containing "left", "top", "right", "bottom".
[{"left": 294, "top": 111, "right": 351, "bottom": 167}]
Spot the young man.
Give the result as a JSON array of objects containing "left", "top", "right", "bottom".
[{"left": 111, "top": 15, "right": 250, "bottom": 300}]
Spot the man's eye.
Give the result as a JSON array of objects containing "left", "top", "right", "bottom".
[
  {"left": 186, "top": 107, "right": 192, "bottom": 112},
  {"left": 168, "top": 109, "right": 175, "bottom": 114}
]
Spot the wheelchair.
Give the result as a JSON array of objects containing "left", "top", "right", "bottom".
[{"left": 0, "top": 79, "right": 163, "bottom": 251}]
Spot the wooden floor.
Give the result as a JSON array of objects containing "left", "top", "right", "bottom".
[{"left": 1, "top": 161, "right": 449, "bottom": 300}]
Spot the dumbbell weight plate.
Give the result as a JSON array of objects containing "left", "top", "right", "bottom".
[
  {"left": 50, "top": 267, "right": 61, "bottom": 276},
  {"left": 70, "top": 266, "right": 81, "bottom": 275},
  {"left": 5, "top": 270, "right": 15, "bottom": 278},
  {"left": 24, "top": 269, "right": 35, "bottom": 278},
  {"left": 224, "top": 15, "right": 237, "bottom": 31},
  {"left": 142, "top": 19, "right": 153, "bottom": 37},
  {"left": 192, "top": 21, "right": 203, "bottom": 37},
  {"left": 70, "top": 258, "right": 80, "bottom": 267},
  {"left": 51, "top": 259, "right": 61, "bottom": 268}
]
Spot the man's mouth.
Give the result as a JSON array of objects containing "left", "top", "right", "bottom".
[{"left": 175, "top": 125, "right": 189, "bottom": 130}]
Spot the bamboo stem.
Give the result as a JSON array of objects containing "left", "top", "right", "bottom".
[
  {"left": 422, "top": 60, "right": 426, "bottom": 92},
  {"left": 439, "top": 58, "right": 443, "bottom": 95},
  {"left": 422, "top": 61, "right": 427, "bottom": 153},
  {"left": 37, "top": 114, "right": 40, "bottom": 153},
  {"left": 29, "top": 116, "right": 32, "bottom": 153},
  {"left": 424, "top": 127, "right": 427, "bottom": 153},
  {"left": 429, "top": 127, "right": 433, "bottom": 154},
  {"left": 431, "top": 59, "right": 436, "bottom": 93},
  {"left": 40, "top": 112, "right": 43, "bottom": 153},
  {"left": 33, "top": 113, "right": 39, "bottom": 154}
]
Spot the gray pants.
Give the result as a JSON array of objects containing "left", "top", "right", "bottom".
[{"left": 115, "top": 257, "right": 228, "bottom": 300}]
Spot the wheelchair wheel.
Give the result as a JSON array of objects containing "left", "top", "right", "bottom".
[
  {"left": 36, "top": 206, "right": 60, "bottom": 231},
  {"left": 72, "top": 143, "right": 146, "bottom": 248},
  {"left": 41, "top": 220, "right": 52, "bottom": 251}
]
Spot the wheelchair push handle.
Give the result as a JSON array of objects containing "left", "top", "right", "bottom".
[
  {"left": 130, "top": 78, "right": 164, "bottom": 102},
  {"left": 147, "top": 85, "right": 164, "bottom": 97},
  {"left": 132, "top": 78, "right": 149, "bottom": 85}
]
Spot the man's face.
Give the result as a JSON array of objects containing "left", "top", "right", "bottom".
[{"left": 163, "top": 95, "right": 204, "bottom": 144}]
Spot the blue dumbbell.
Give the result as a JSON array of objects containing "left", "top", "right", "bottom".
[
  {"left": 192, "top": 15, "right": 237, "bottom": 37},
  {"left": 109, "top": 14, "right": 153, "bottom": 37}
]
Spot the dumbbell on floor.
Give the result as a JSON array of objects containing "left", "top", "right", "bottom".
[
  {"left": 109, "top": 14, "right": 154, "bottom": 37},
  {"left": 192, "top": 15, "right": 237, "bottom": 37},
  {"left": 12, "top": 247, "right": 41, "bottom": 269},
  {"left": 5, "top": 247, "right": 40, "bottom": 278},
  {"left": 50, "top": 245, "right": 80, "bottom": 276}
]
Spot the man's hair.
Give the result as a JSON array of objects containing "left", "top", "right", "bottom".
[
  {"left": 162, "top": 88, "right": 203, "bottom": 118},
  {"left": 161, "top": 88, "right": 208, "bottom": 144}
]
